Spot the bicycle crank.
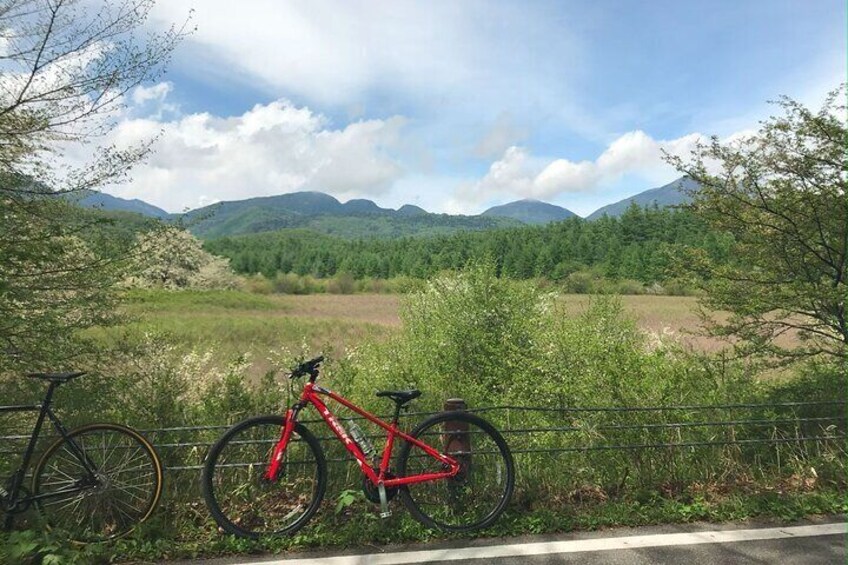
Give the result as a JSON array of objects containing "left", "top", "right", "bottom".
[{"left": 362, "top": 468, "right": 398, "bottom": 504}]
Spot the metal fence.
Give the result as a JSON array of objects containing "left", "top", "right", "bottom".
[
  {"left": 123, "top": 399, "right": 846, "bottom": 473},
  {"left": 2, "top": 400, "right": 844, "bottom": 487}
]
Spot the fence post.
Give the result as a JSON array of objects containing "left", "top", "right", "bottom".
[
  {"left": 444, "top": 398, "right": 470, "bottom": 482},
  {"left": 444, "top": 398, "right": 466, "bottom": 413}
]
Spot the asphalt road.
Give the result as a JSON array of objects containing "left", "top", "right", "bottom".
[{"left": 176, "top": 516, "right": 846, "bottom": 565}]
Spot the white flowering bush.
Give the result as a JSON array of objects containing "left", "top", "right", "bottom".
[{"left": 126, "top": 226, "right": 239, "bottom": 290}]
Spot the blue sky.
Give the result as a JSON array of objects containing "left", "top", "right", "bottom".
[{"left": 104, "top": 0, "right": 846, "bottom": 216}]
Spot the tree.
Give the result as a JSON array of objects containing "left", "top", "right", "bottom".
[
  {"left": 667, "top": 85, "right": 847, "bottom": 361},
  {"left": 128, "top": 227, "right": 239, "bottom": 290},
  {"left": 0, "top": 1, "right": 189, "bottom": 371}
]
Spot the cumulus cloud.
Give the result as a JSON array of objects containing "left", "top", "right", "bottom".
[
  {"left": 93, "top": 93, "right": 406, "bottom": 212},
  {"left": 462, "top": 130, "right": 708, "bottom": 204}
]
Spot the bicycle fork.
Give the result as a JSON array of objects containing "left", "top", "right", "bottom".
[{"left": 264, "top": 406, "right": 299, "bottom": 481}]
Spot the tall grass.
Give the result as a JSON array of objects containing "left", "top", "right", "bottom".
[{"left": 0, "top": 263, "right": 843, "bottom": 561}]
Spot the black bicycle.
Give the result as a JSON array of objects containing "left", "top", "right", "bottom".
[{"left": 1, "top": 372, "right": 163, "bottom": 543}]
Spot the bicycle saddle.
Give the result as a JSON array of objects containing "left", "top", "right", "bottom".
[
  {"left": 375, "top": 389, "right": 421, "bottom": 405},
  {"left": 26, "top": 371, "right": 86, "bottom": 383}
]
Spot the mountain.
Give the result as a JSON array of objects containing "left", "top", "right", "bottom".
[
  {"left": 71, "top": 190, "right": 170, "bottom": 218},
  {"left": 342, "top": 198, "right": 390, "bottom": 214},
  {"left": 586, "top": 176, "right": 697, "bottom": 220},
  {"left": 482, "top": 199, "right": 577, "bottom": 224},
  {"left": 397, "top": 204, "right": 428, "bottom": 216},
  {"left": 183, "top": 192, "right": 522, "bottom": 239}
]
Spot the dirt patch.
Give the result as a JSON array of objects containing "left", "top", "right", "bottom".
[{"left": 278, "top": 294, "right": 402, "bottom": 327}]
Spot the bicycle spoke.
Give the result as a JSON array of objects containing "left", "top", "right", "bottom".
[
  {"left": 203, "top": 418, "right": 325, "bottom": 538},
  {"left": 34, "top": 426, "right": 160, "bottom": 542},
  {"left": 400, "top": 414, "right": 513, "bottom": 531}
]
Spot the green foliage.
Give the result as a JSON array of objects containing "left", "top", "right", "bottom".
[
  {"left": 341, "top": 261, "right": 730, "bottom": 412},
  {"left": 205, "top": 208, "right": 727, "bottom": 292},
  {"left": 0, "top": 267, "right": 844, "bottom": 561},
  {"left": 242, "top": 272, "right": 424, "bottom": 295},
  {"left": 0, "top": 194, "right": 126, "bottom": 373},
  {"left": 334, "top": 489, "right": 363, "bottom": 515},
  {"left": 0, "top": 529, "right": 108, "bottom": 564},
  {"left": 669, "top": 85, "right": 848, "bottom": 361},
  {"left": 123, "top": 288, "right": 281, "bottom": 311}
]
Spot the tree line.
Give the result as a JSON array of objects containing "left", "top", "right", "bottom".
[{"left": 205, "top": 204, "right": 734, "bottom": 284}]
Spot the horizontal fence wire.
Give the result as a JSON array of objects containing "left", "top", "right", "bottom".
[{"left": 2, "top": 401, "right": 845, "bottom": 473}]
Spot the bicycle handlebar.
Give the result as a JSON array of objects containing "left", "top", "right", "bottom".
[{"left": 290, "top": 356, "right": 324, "bottom": 381}]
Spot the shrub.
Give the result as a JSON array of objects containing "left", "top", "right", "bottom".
[
  {"left": 341, "top": 260, "right": 548, "bottom": 410},
  {"left": 272, "top": 272, "right": 325, "bottom": 294},
  {"left": 126, "top": 227, "right": 239, "bottom": 290},
  {"left": 327, "top": 273, "right": 356, "bottom": 294}
]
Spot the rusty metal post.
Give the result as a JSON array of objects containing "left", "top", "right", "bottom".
[
  {"left": 444, "top": 398, "right": 467, "bottom": 413},
  {"left": 443, "top": 398, "right": 470, "bottom": 482}
]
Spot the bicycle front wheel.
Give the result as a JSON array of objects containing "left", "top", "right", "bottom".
[
  {"left": 397, "top": 411, "right": 514, "bottom": 532},
  {"left": 202, "top": 415, "right": 326, "bottom": 539},
  {"left": 32, "top": 423, "right": 163, "bottom": 543}
]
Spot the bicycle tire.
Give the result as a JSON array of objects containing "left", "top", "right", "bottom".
[
  {"left": 397, "top": 411, "right": 514, "bottom": 532},
  {"left": 202, "top": 415, "right": 326, "bottom": 539},
  {"left": 32, "top": 423, "right": 163, "bottom": 543}
]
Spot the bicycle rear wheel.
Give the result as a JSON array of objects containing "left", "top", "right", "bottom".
[
  {"left": 32, "top": 423, "right": 163, "bottom": 543},
  {"left": 202, "top": 415, "right": 326, "bottom": 539},
  {"left": 397, "top": 411, "right": 514, "bottom": 532}
]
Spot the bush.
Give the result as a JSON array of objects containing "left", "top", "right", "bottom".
[
  {"left": 272, "top": 272, "right": 324, "bottom": 294},
  {"left": 126, "top": 227, "right": 240, "bottom": 290},
  {"left": 339, "top": 261, "right": 547, "bottom": 409},
  {"left": 327, "top": 273, "right": 356, "bottom": 294}
]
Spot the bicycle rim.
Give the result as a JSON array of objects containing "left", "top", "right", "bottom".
[
  {"left": 398, "top": 412, "right": 514, "bottom": 531},
  {"left": 202, "top": 416, "right": 326, "bottom": 538},
  {"left": 33, "top": 423, "right": 163, "bottom": 543}
]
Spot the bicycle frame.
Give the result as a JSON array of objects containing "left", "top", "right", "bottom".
[
  {"left": 265, "top": 381, "right": 460, "bottom": 488},
  {"left": 1, "top": 382, "right": 98, "bottom": 529}
]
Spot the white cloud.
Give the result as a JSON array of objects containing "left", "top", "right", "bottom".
[
  {"left": 97, "top": 96, "right": 406, "bottom": 212},
  {"left": 132, "top": 82, "right": 172, "bottom": 105},
  {"left": 149, "top": 1, "right": 482, "bottom": 107},
  {"left": 463, "top": 130, "right": 709, "bottom": 205}
]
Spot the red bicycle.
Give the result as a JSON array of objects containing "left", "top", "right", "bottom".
[{"left": 201, "top": 356, "right": 514, "bottom": 538}]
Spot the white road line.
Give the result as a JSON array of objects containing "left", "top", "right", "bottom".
[{"left": 237, "top": 522, "right": 847, "bottom": 565}]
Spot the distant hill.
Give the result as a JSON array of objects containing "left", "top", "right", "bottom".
[
  {"left": 342, "top": 198, "right": 390, "bottom": 214},
  {"left": 586, "top": 177, "right": 697, "bottom": 220},
  {"left": 71, "top": 190, "right": 170, "bottom": 218},
  {"left": 182, "top": 191, "right": 521, "bottom": 239},
  {"left": 59, "top": 178, "right": 703, "bottom": 237},
  {"left": 482, "top": 199, "right": 577, "bottom": 224},
  {"left": 397, "top": 204, "right": 427, "bottom": 216}
]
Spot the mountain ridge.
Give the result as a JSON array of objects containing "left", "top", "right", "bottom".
[
  {"left": 586, "top": 176, "right": 696, "bottom": 220},
  {"left": 481, "top": 199, "right": 577, "bottom": 224},
  {"left": 75, "top": 176, "right": 696, "bottom": 238}
]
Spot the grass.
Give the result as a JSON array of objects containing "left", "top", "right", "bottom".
[
  {"left": 88, "top": 290, "right": 394, "bottom": 378},
  {"left": 81, "top": 289, "right": 805, "bottom": 392},
  {"left": 14, "top": 485, "right": 840, "bottom": 563},
  {"left": 96, "top": 291, "right": 795, "bottom": 372}
]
